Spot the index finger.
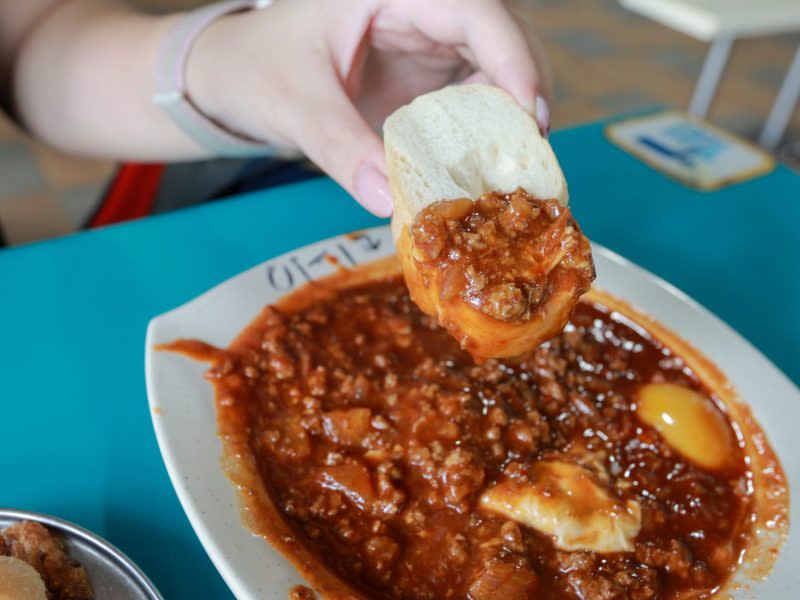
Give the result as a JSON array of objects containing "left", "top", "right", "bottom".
[{"left": 401, "top": 0, "right": 544, "bottom": 120}]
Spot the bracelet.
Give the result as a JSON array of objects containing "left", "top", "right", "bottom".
[{"left": 154, "top": 0, "right": 275, "bottom": 157}]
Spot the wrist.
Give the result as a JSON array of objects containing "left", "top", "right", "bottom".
[
  {"left": 183, "top": 13, "right": 232, "bottom": 133},
  {"left": 153, "top": 0, "right": 275, "bottom": 157}
]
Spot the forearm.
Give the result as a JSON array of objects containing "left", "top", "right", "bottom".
[{"left": 11, "top": 0, "right": 209, "bottom": 161}]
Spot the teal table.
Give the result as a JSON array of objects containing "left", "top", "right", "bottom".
[{"left": 1, "top": 120, "right": 797, "bottom": 599}]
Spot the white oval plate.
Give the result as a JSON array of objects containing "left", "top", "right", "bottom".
[{"left": 145, "top": 225, "right": 798, "bottom": 600}]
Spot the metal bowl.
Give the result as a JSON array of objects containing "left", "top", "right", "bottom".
[{"left": 0, "top": 509, "right": 163, "bottom": 600}]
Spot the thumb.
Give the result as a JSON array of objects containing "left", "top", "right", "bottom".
[{"left": 294, "top": 80, "right": 393, "bottom": 218}]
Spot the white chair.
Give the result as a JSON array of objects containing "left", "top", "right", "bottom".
[{"left": 619, "top": 0, "right": 800, "bottom": 149}]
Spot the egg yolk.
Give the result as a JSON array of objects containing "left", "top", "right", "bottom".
[{"left": 635, "top": 382, "right": 735, "bottom": 470}]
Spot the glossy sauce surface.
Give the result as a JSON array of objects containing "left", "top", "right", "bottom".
[
  {"left": 410, "top": 189, "right": 594, "bottom": 322},
  {"left": 167, "top": 276, "right": 755, "bottom": 600}
]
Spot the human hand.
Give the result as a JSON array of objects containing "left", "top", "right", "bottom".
[{"left": 186, "top": 0, "right": 550, "bottom": 217}]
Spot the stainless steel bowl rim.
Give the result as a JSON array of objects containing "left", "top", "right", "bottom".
[{"left": 0, "top": 508, "right": 163, "bottom": 600}]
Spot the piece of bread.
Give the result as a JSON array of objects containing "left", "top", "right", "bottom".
[
  {"left": 385, "top": 84, "right": 568, "bottom": 241},
  {"left": 384, "top": 84, "right": 593, "bottom": 360},
  {"left": 0, "top": 556, "right": 47, "bottom": 600}
]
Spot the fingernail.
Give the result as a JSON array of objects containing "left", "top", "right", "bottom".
[
  {"left": 535, "top": 95, "right": 551, "bottom": 138},
  {"left": 355, "top": 163, "right": 393, "bottom": 218},
  {"left": 519, "top": 94, "right": 536, "bottom": 115}
]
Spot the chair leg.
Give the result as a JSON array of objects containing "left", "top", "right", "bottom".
[
  {"left": 758, "top": 45, "right": 800, "bottom": 151},
  {"left": 689, "top": 36, "right": 734, "bottom": 118}
]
